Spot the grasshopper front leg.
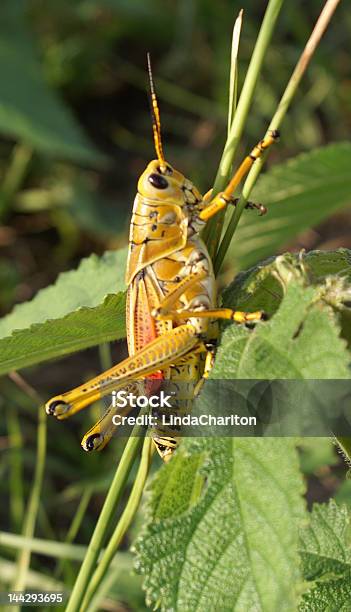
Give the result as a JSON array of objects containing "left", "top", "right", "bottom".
[
  {"left": 199, "top": 130, "right": 279, "bottom": 222},
  {"left": 45, "top": 324, "right": 205, "bottom": 419}
]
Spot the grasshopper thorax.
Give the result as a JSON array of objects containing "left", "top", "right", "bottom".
[{"left": 125, "top": 160, "right": 206, "bottom": 285}]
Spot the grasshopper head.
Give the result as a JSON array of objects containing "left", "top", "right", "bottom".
[{"left": 138, "top": 160, "right": 202, "bottom": 207}]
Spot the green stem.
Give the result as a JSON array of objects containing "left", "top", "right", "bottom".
[
  {"left": 214, "top": 0, "right": 341, "bottom": 273},
  {"left": 54, "top": 486, "right": 93, "bottom": 580},
  {"left": 81, "top": 436, "right": 152, "bottom": 611},
  {"left": 98, "top": 343, "right": 113, "bottom": 371},
  {"left": 86, "top": 569, "right": 120, "bottom": 612},
  {"left": 6, "top": 407, "right": 24, "bottom": 532},
  {"left": 65, "top": 432, "right": 144, "bottom": 612},
  {"left": 0, "top": 532, "right": 87, "bottom": 562},
  {"left": 202, "top": 0, "right": 284, "bottom": 258},
  {"left": 227, "top": 9, "right": 243, "bottom": 137},
  {"left": 10, "top": 381, "right": 47, "bottom": 609},
  {"left": 0, "top": 143, "right": 32, "bottom": 221}
]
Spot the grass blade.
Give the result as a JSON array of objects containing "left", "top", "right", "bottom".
[
  {"left": 203, "top": 0, "right": 284, "bottom": 258},
  {"left": 227, "top": 9, "right": 243, "bottom": 135},
  {"left": 215, "top": 0, "right": 342, "bottom": 273},
  {"left": 81, "top": 437, "right": 152, "bottom": 610},
  {"left": 8, "top": 374, "right": 46, "bottom": 611},
  {"left": 65, "top": 430, "right": 144, "bottom": 612}
]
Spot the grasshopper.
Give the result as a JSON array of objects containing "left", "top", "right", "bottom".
[{"left": 45, "top": 55, "right": 279, "bottom": 461}]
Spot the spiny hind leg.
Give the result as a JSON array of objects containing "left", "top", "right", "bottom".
[
  {"left": 82, "top": 353, "right": 205, "bottom": 455},
  {"left": 45, "top": 323, "right": 203, "bottom": 420}
]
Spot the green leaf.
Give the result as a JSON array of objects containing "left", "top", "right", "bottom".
[
  {"left": 135, "top": 438, "right": 305, "bottom": 612},
  {"left": 0, "top": 293, "right": 125, "bottom": 375},
  {"left": 0, "top": 1, "right": 105, "bottom": 164},
  {"left": 215, "top": 284, "right": 350, "bottom": 380},
  {"left": 135, "top": 254, "right": 351, "bottom": 611},
  {"left": 0, "top": 249, "right": 127, "bottom": 374},
  {"left": 0, "top": 249, "right": 127, "bottom": 338},
  {"left": 230, "top": 143, "right": 351, "bottom": 268},
  {"left": 222, "top": 249, "right": 351, "bottom": 344},
  {"left": 146, "top": 452, "right": 206, "bottom": 521},
  {"left": 299, "top": 501, "right": 351, "bottom": 611}
]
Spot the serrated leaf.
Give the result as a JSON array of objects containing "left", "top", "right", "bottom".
[
  {"left": 0, "top": 293, "right": 125, "bottom": 375},
  {"left": 135, "top": 255, "right": 351, "bottom": 612},
  {"left": 214, "top": 282, "right": 350, "bottom": 380},
  {"left": 223, "top": 249, "right": 351, "bottom": 317},
  {"left": 230, "top": 144, "right": 351, "bottom": 268},
  {"left": 148, "top": 451, "right": 206, "bottom": 520},
  {"left": 0, "top": 249, "right": 128, "bottom": 374},
  {"left": 222, "top": 249, "right": 351, "bottom": 349},
  {"left": 196, "top": 264, "right": 350, "bottom": 437},
  {"left": 0, "top": 1, "right": 105, "bottom": 164},
  {"left": 135, "top": 438, "right": 305, "bottom": 612},
  {"left": 300, "top": 574, "right": 351, "bottom": 612},
  {"left": 300, "top": 500, "right": 351, "bottom": 580},
  {"left": 299, "top": 501, "right": 351, "bottom": 611}
]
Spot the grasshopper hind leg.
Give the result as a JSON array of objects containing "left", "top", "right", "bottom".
[
  {"left": 45, "top": 323, "right": 200, "bottom": 420},
  {"left": 81, "top": 403, "right": 117, "bottom": 452},
  {"left": 45, "top": 397, "right": 77, "bottom": 418},
  {"left": 81, "top": 381, "right": 146, "bottom": 452}
]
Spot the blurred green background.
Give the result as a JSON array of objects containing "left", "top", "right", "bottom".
[{"left": 0, "top": 0, "right": 351, "bottom": 609}]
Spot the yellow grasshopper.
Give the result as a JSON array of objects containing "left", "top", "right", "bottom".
[{"left": 45, "top": 55, "right": 279, "bottom": 461}]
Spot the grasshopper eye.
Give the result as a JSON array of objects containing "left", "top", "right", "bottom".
[{"left": 148, "top": 173, "right": 169, "bottom": 189}]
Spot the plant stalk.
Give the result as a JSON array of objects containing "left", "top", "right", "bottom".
[
  {"left": 202, "top": 0, "right": 284, "bottom": 258},
  {"left": 80, "top": 436, "right": 152, "bottom": 610},
  {"left": 8, "top": 374, "right": 46, "bottom": 612},
  {"left": 54, "top": 486, "right": 93, "bottom": 580},
  {"left": 214, "top": 0, "right": 341, "bottom": 273},
  {"left": 0, "top": 144, "right": 32, "bottom": 221},
  {"left": 65, "top": 431, "right": 144, "bottom": 612}
]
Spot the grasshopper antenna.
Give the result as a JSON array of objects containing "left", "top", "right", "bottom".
[{"left": 147, "top": 52, "right": 167, "bottom": 173}]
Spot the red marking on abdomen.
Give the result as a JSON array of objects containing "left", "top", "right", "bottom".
[{"left": 133, "top": 279, "right": 164, "bottom": 390}]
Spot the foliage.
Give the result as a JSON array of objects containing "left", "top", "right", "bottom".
[
  {"left": 135, "top": 438, "right": 304, "bottom": 611},
  {"left": 134, "top": 253, "right": 351, "bottom": 612},
  {"left": 0, "top": 0, "right": 103, "bottom": 164},
  {"left": 232, "top": 143, "right": 351, "bottom": 268},
  {"left": 1, "top": 1, "right": 351, "bottom": 611},
  {"left": 299, "top": 501, "right": 351, "bottom": 610},
  {"left": 0, "top": 250, "right": 127, "bottom": 373}
]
